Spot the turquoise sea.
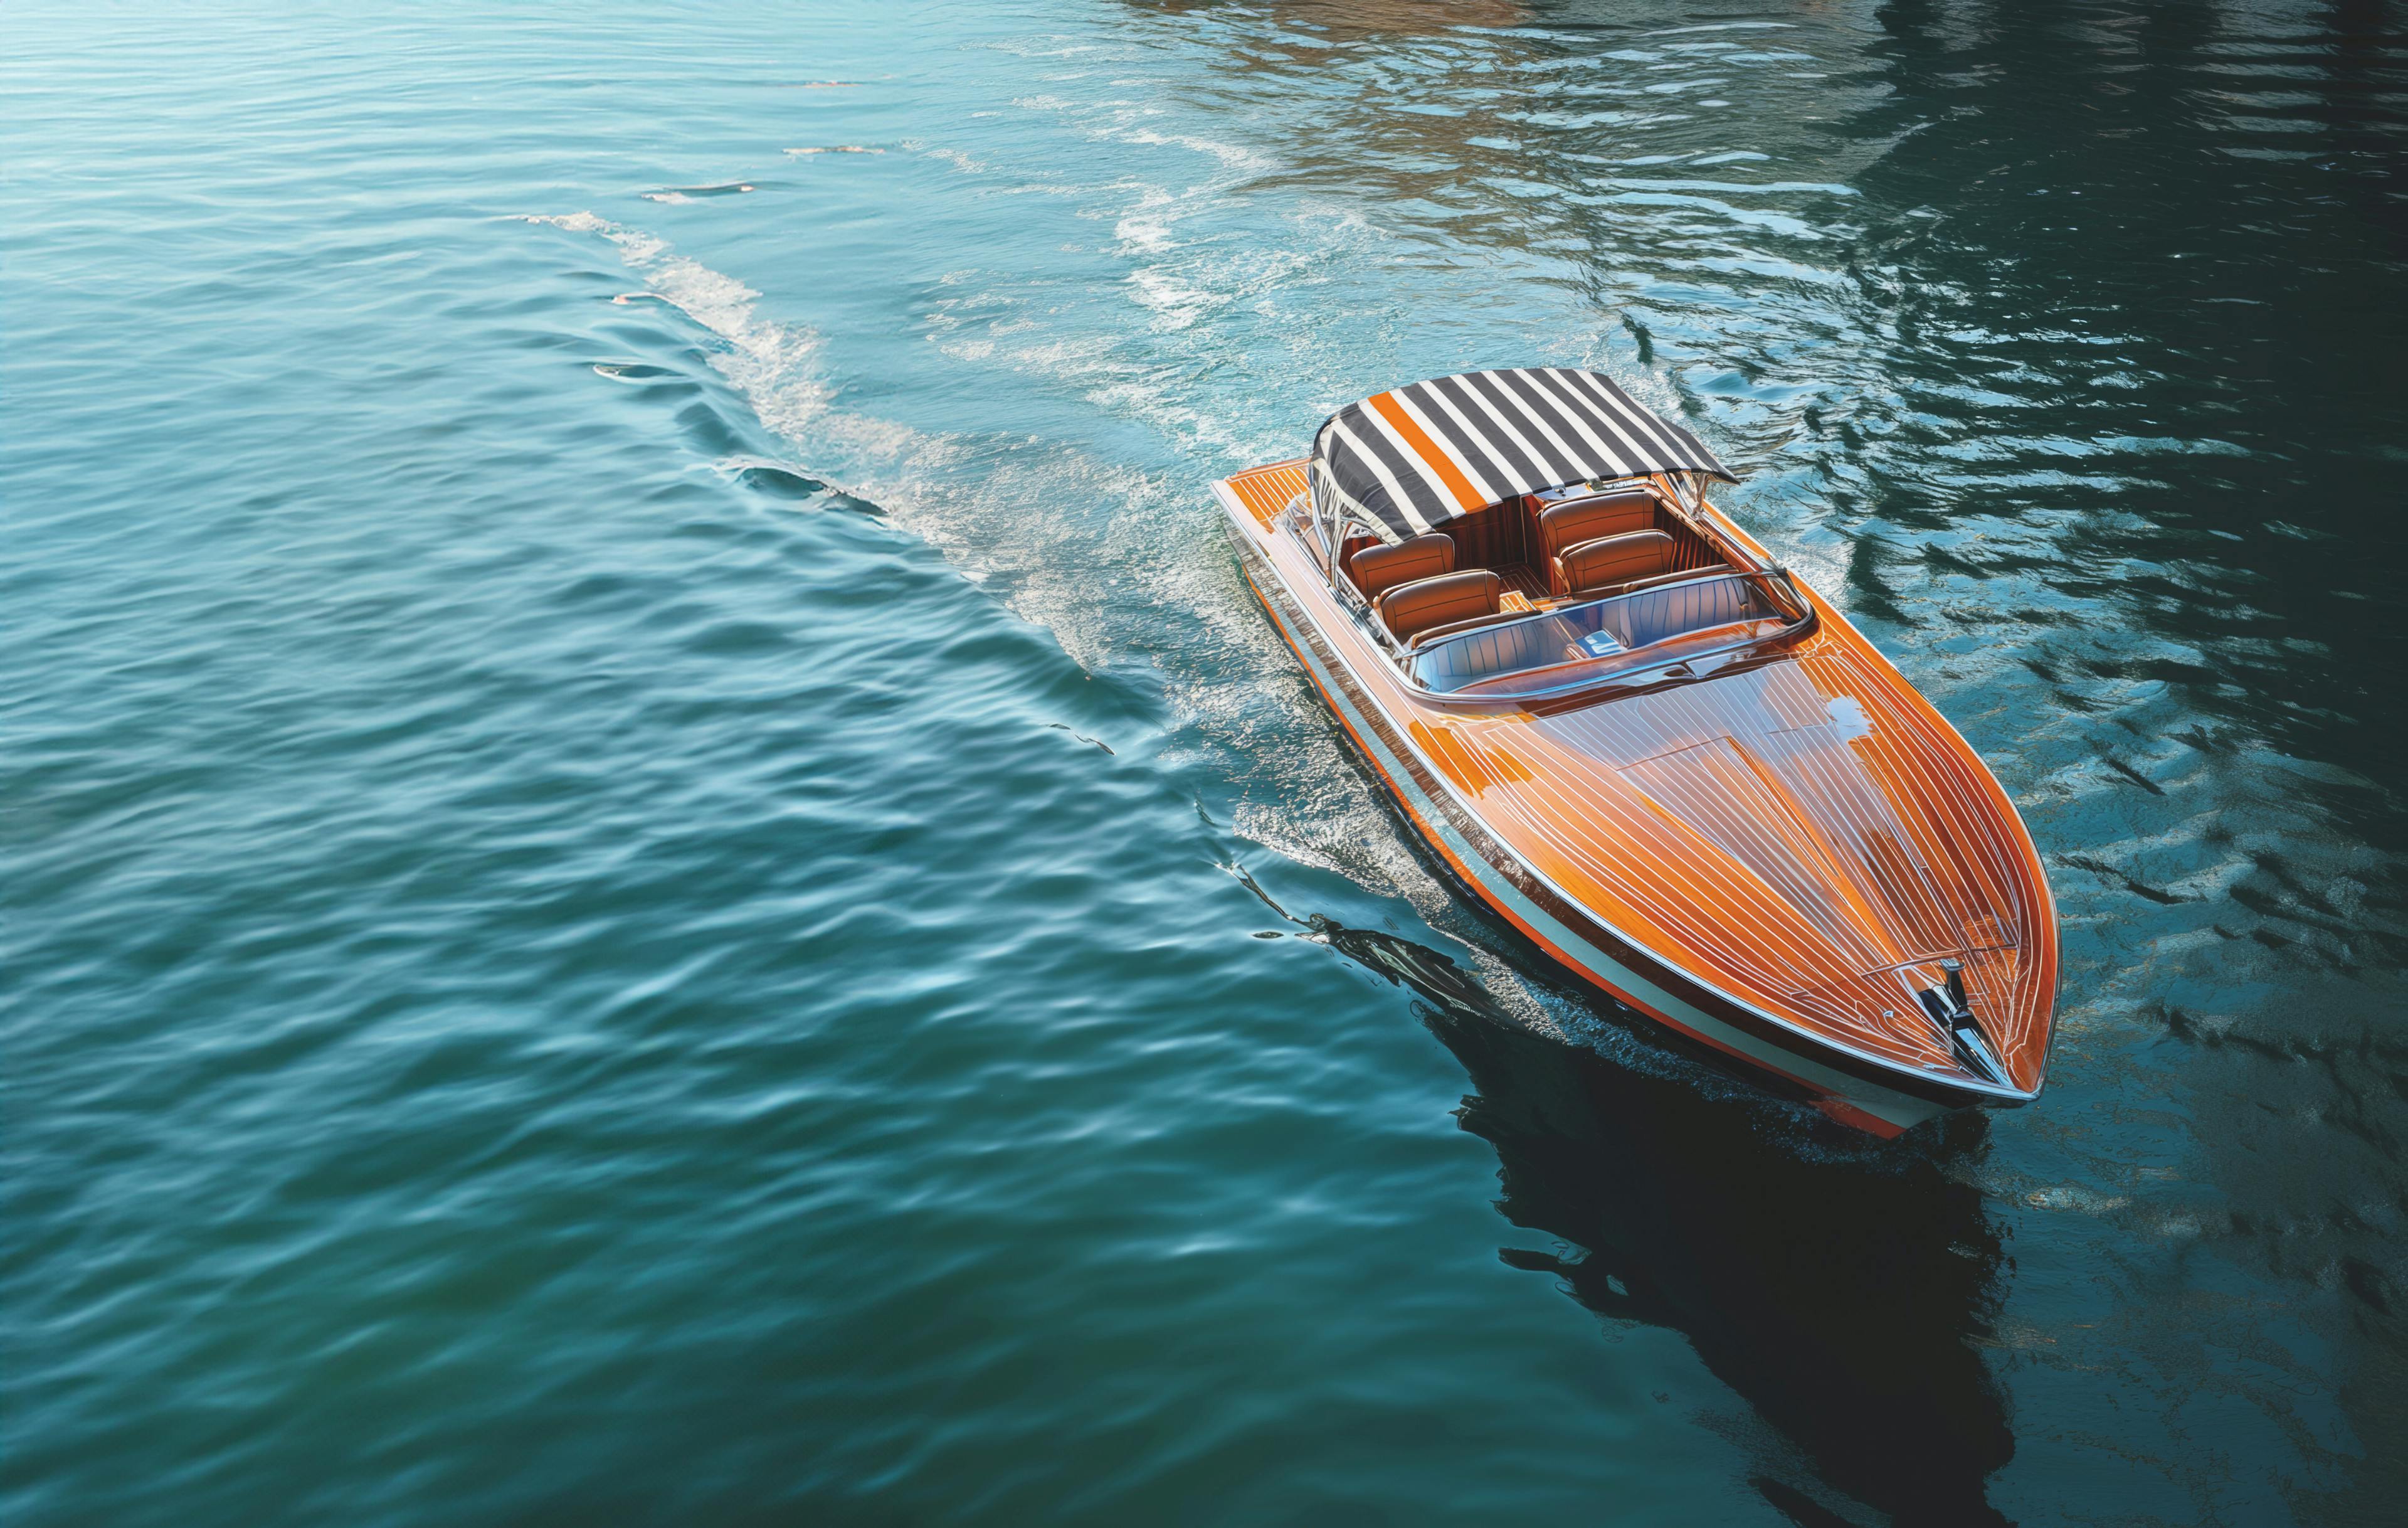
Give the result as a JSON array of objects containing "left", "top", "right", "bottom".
[{"left": 8, "top": 3, "right": 2406, "bottom": 1523}]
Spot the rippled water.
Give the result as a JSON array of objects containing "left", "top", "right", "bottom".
[{"left": 9, "top": 3, "right": 2407, "bottom": 1524}]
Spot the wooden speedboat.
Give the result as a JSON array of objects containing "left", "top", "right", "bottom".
[{"left": 1215, "top": 368, "right": 2057, "bottom": 1136}]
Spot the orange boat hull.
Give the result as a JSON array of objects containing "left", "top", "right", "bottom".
[{"left": 1217, "top": 460, "right": 2059, "bottom": 1137}]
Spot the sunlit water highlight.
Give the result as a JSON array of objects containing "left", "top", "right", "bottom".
[{"left": 8, "top": 3, "right": 2406, "bottom": 1524}]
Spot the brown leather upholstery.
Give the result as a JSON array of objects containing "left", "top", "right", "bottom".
[
  {"left": 1336, "top": 530, "right": 1381, "bottom": 581},
  {"left": 1538, "top": 491, "right": 1657, "bottom": 562},
  {"left": 1555, "top": 529, "right": 1677, "bottom": 598},
  {"left": 1348, "top": 533, "right": 1454, "bottom": 602},
  {"left": 1408, "top": 608, "right": 1523, "bottom": 649},
  {"left": 1602, "top": 563, "right": 1731, "bottom": 600},
  {"left": 1378, "top": 569, "right": 1501, "bottom": 646}
]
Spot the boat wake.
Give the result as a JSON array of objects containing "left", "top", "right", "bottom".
[{"left": 511, "top": 208, "right": 1738, "bottom": 1076}]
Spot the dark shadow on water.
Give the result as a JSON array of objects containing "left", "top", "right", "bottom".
[{"left": 1306, "top": 913, "right": 2017, "bottom": 1527}]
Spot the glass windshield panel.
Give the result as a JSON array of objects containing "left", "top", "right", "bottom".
[{"left": 1409, "top": 572, "right": 1797, "bottom": 695}]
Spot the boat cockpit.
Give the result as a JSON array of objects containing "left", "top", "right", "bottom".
[{"left": 1288, "top": 474, "right": 1815, "bottom": 699}]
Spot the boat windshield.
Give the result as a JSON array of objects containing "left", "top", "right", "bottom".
[{"left": 1408, "top": 570, "right": 1810, "bottom": 697}]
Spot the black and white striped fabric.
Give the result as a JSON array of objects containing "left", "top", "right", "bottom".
[{"left": 1308, "top": 367, "right": 1733, "bottom": 543}]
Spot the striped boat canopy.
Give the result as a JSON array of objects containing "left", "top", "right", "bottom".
[{"left": 1309, "top": 367, "right": 1734, "bottom": 542}]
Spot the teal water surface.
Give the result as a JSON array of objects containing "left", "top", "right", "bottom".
[{"left": 9, "top": 3, "right": 2408, "bottom": 1524}]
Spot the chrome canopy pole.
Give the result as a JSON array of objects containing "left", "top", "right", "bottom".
[{"left": 1669, "top": 469, "right": 1704, "bottom": 516}]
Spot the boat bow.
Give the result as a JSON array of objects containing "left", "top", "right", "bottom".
[{"left": 1446, "top": 654, "right": 2054, "bottom": 1097}]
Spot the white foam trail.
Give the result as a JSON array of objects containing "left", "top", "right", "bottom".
[
  {"left": 910, "top": 142, "right": 988, "bottom": 174},
  {"left": 515, "top": 211, "right": 916, "bottom": 479},
  {"left": 520, "top": 199, "right": 1355, "bottom": 756},
  {"left": 513, "top": 210, "right": 1573, "bottom": 1028}
]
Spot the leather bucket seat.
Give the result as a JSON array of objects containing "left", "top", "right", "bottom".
[
  {"left": 1538, "top": 491, "right": 1657, "bottom": 593},
  {"left": 1555, "top": 529, "right": 1678, "bottom": 598},
  {"left": 1378, "top": 569, "right": 1504, "bottom": 648},
  {"left": 1348, "top": 532, "right": 1455, "bottom": 602}
]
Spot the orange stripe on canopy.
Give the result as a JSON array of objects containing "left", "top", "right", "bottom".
[{"left": 1367, "top": 391, "right": 1484, "bottom": 512}]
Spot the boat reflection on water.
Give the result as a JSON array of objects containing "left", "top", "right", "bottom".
[{"left": 1302, "top": 911, "right": 2016, "bottom": 1526}]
